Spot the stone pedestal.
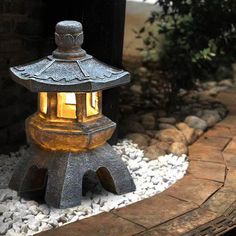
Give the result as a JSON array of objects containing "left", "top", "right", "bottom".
[{"left": 9, "top": 143, "right": 135, "bottom": 208}]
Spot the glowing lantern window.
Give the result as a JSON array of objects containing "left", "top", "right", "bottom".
[
  {"left": 39, "top": 92, "right": 48, "bottom": 114},
  {"left": 86, "top": 92, "right": 99, "bottom": 117},
  {"left": 57, "top": 93, "right": 77, "bottom": 119}
]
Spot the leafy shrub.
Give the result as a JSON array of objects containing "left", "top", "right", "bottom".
[{"left": 137, "top": 0, "right": 236, "bottom": 92}]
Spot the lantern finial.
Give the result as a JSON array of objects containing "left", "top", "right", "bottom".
[{"left": 53, "top": 20, "right": 86, "bottom": 59}]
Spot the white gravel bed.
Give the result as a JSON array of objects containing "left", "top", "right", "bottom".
[{"left": 0, "top": 140, "right": 188, "bottom": 236}]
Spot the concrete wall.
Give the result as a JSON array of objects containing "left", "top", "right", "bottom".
[{"left": 123, "top": 0, "right": 157, "bottom": 61}]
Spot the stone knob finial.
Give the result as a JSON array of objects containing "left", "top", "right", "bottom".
[{"left": 53, "top": 20, "right": 86, "bottom": 59}]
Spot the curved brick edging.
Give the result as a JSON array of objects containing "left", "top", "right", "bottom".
[{"left": 37, "top": 89, "right": 236, "bottom": 236}]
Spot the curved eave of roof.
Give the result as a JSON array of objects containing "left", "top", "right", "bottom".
[
  {"left": 9, "top": 55, "right": 130, "bottom": 92},
  {"left": 10, "top": 68, "right": 130, "bottom": 92}
]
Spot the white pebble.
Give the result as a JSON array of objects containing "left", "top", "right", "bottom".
[{"left": 0, "top": 140, "right": 189, "bottom": 235}]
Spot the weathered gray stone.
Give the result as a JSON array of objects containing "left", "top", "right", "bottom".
[
  {"left": 201, "top": 113, "right": 220, "bottom": 127},
  {"left": 201, "top": 109, "right": 221, "bottom": 127},
  {"left": 184, "top": 115, "right": 208, "bottom": 131},
  {"left": 215, "top": 106, "right": 227, "bottom": 118}
]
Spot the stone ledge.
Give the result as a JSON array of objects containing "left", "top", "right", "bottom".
[
  {"left": 113, "top": 193, "right": 198, "bottom": 228},
  {"left": 37, "top": 212, "right": 145, "bottom": 236}
]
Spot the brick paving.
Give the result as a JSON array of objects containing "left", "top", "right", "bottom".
[{"left": 38, "top": 89, "right": 236, "bottom": 236}]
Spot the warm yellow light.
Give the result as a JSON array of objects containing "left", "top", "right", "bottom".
[
  {"left": 65, "top": 93, "right": 76, "bottom": 105},
  {"left": 57, "top": 93, "right": 76, "bottom": 119},
  {"left": 39, "top": 92, "right": 48, "bottom": 114},
  {"left": 86, "top": 92, "right": 99, "bottom": 117}
]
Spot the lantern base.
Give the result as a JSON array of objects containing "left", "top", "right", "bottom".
[{"left": 9, "top": 143, "right": 135, "bottom": 208}]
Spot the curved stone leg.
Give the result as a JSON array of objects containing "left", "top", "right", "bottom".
[
  {"left": 9, "top": 143, "right": 135, "bottom": 209},
  {"left": 45, "top": 143, "right": 135, "bottom": 208},
  {"left": 45, "top": 153, "right": 82, "bottom": 209},
  {"left": 9, "top": 145, "right": 49, "bottom": 193},
  {"left": 92, "top": 144, "right": 136, "bottom": 194}
]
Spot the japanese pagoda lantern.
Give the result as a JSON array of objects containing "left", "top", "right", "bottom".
[{"left": 9, "top": 21, "right": 135, "bottom": 208}]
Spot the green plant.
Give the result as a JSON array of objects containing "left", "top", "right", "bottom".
[{"left": 137, "top": 0, "right": 236, "bottom": 93}]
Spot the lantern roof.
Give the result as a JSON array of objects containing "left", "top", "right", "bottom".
[{"left": 9, "top": 21, "right": 130, "bottom": 92}]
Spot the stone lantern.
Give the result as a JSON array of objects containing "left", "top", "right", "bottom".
[{"left": 9, "top": 21, "right": 135, "bottom": 208}]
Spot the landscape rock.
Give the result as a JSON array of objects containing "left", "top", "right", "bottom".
[
  {"left": 215, "top": 106, "right": 227, "bottom": 118},
  {"left": 126, "top": 133, "right": 150, "bottom": 148},
  {"left": 156, "top": 129, "right": 187, "bottom": 144},
  {"left": 138, "top": 66, "right": 148, "bottom": 75},
  {"left": 28, "top": 218, "right": 40, "bottom": 231},
  {"left": 124, "top": 120, "right": 145, "bottom": 133},
  {"left": 149, "top": 140, "right": 170, "bottom": 152},
  {"left": 158, "top": 123, "right": 176, "bottom": 130},
  {"left": 0, "top": 203, "right": 9, "bottom": 214},
  {"left": 144, "top": 145, "right": 166, "bottom": 160},
  {"left": 201, "top": 114, "right": 220, "bottom": 127},
  {"left": 202, "top": 81, "right": 217, "bottom": 88},
  {"left": 184, "top": 116, "right": 208, "bottom": 131},
  {"left": 201, "top": 110, "right": 221, "bottom": 127},
  {"left": 141, "top": 113, "right": 156, "bottom": 130},
  {"left": 145, "top": 130, "right": 158, "bottom": 138},
  {"left": 205, "top": 87, "right": 225, "bottom": 97},
  {"left": 29, "top": 205, "right": 39, "bottom": 216},
  {"left": 157, "top": 110, "right": 167, "bottom": 118},
  {"left": 194, "top": 129, "right": 204, "bottom": 137},
  {"left": 193, "top": 109, "right": 203, "bottom": 117},
  {"left": 149, "top": 139, "right": 159, "bottom": 146},
  {"left": 218, "top": 79, "right": 233, "bottom": 87},
  {"left": 157, "top": 117, "right": 176, "bottom": 124},
  {"left": 0, "top": 223, "right": 10, "bottom": 235},
  {"left": 130, "top": 84, "right": 142, "bottom": 95},
  {"left": 168, "top": 142, "right": 188, "bottom": 156},
  {"left": 176, "top": 122, "right": 198, "bottom": 144},
  {"left": 3, "top": 211, "right": 13, "bottom": 219}
]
